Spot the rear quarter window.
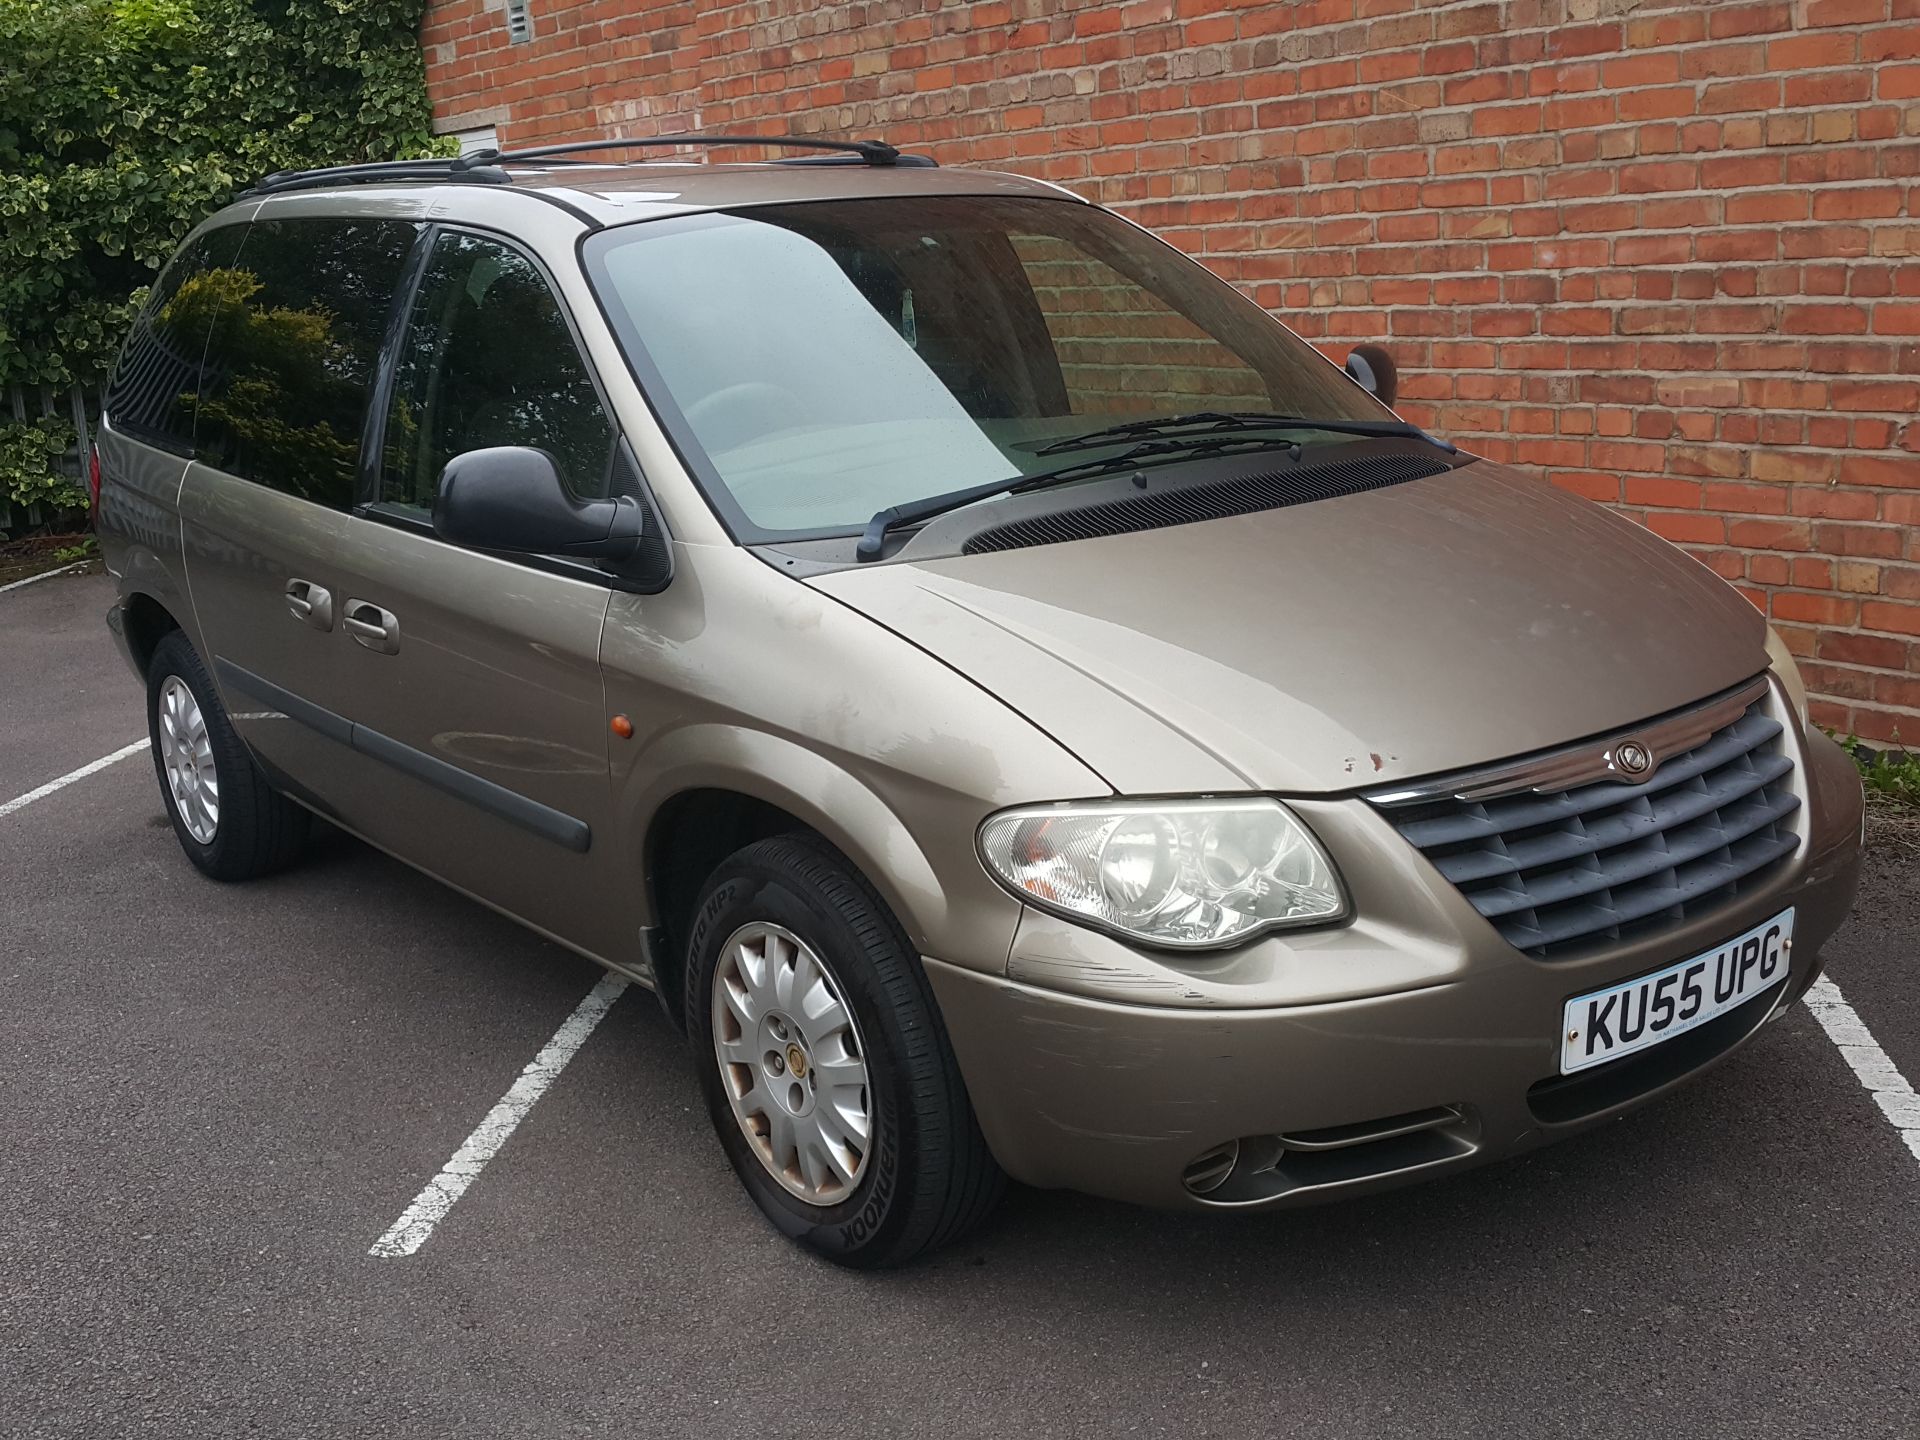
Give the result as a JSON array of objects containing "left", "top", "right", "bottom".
[
  {"left": 103, "top": 225, "right": 250, "bottom": 455},
  {"left": 194, "top": 216, "right": 421, "bottom": 509}
]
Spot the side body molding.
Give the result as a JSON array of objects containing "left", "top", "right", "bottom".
[{"left": 215, "top": 659, "right": 592, "bottom": 853}]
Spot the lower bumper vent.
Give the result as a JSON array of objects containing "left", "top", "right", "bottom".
[{"left": 1183, "top": 1105, "right": 1477, "bottom": 1204}]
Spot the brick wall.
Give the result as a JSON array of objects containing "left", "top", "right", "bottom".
[{"left": 423, "top": 0, "right": 1920, "bottom": 742}]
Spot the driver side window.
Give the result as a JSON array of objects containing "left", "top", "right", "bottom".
[{"left": 380, "top": 230, "right": 615, "bottom": 513}]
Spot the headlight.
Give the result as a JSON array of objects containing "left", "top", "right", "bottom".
[
  {"left": 977, "top": 798, "right": 1346, "bottom": 950},
  {"left": 1764, "top": 626, "right": 1809, "bottom": 725}
]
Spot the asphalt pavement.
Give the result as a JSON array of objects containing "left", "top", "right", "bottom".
[{"left": 2, "top": 568, "right": 1916, "bottom": 1439}]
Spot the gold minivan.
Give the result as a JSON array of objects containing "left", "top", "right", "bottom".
[{"left": 96, "top": 136, "right": 1864, "bottom": 1266}]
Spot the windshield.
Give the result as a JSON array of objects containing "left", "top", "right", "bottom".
[{"left": 584, "top": 194, "right": 1392, "bottom": 539}]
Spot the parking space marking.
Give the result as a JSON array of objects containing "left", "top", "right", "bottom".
[
  {"left": 1805, "top": 978, "right": 1920, "bottom": 1166},
  {"left": 369, "top": 971, "right": 629, "bottom": 1258},
  {"left": 0, "top": 740, "right": 149, "bottom": 821},
  {"left": 0, "top": 562, "right": 85, "bottom": 596}
]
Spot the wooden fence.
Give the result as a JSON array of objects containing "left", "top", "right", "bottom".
[{"left": 3, "top": 382, "right": 96, "bottom": 534}]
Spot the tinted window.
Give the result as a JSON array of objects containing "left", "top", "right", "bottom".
[
  {"left": 195, "top": 217, "right": 420, "bottom": 508},
  {"left": 380, "top": 231, "right": 614, "bottom": 513},
  {"left": 104, "top": 225, "right": 249, "bottom": 453}
]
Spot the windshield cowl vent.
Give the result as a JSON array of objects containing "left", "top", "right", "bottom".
[{"left": 959, "top": 452, "right": 1452, "bottom": 556}]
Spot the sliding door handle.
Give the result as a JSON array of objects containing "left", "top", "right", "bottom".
[
  {"left": 343, "top": 599, "right": 400, "bottom": 655},
  {"left": 285, "top": 578, "right": 333, "bottom": 631}
]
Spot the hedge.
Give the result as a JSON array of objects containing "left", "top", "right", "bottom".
[{"left": 0, "top": 0, "right": 446, "bottom": 514}]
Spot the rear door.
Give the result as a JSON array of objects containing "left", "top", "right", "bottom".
[
  {"left": 317, "top": 225, "right": 629, "bottom": 963},
  {"left": 177, "top": 212, "right": 422, "bottom": 812}
]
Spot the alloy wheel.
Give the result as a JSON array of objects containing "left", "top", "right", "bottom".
[
  {"left": 710, "top": 922, "right": 872, "bottom": 1205},
  {"left": 157, "top": 674, "right": 219, "bottom": 844}
]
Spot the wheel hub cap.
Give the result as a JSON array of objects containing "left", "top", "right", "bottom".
[
  {"left": 156, "top": 675, "right": 218, "bottom": 845},
  {"left": 712, "top": 922, "right": 871, "bottom": 1205}
]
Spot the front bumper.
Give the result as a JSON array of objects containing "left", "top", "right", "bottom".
[{"left": 927, "top": 728, "right": 1864, "bottom": 1210}]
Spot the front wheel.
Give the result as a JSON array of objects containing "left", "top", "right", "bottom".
[{"left": 685, "top": 835, "right": 1003, "bottom": 1268}]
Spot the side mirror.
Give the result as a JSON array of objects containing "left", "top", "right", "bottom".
[
  {"left": 1344, "top": 344, "right": 1398, "bottom": 410},
  {"left": 434, "top": 445, "right": 644, "bottom": 561}
]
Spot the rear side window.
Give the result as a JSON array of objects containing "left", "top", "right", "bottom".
[
  {"left": 379, "top": 229, "right": 615, "bottom": 513},
  {"left": 195, "top": 217, "right": 421, "bottom": 508},
  {"left": 104, "top": 225, "right": 249, "bottom": 454}
]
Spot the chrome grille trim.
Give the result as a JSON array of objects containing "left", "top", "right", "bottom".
[
  {"left": 1367, "top": 674, "right": 1772, "bottom": 807},
  {"left": 1367, "top": 677, "right": 1802, "bottom": 960}
]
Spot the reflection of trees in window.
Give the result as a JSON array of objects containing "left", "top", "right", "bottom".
[
  {"left": 194, "top": 219, "right": 419, "bottom": 510},
  {"left": 103, "top": 227, "right": 248, "bottom": 451},
  {"left": 380, "top": 394, "right": 421, "bottom": 494},
  {"left": 381, "top": 232, "right": 614, "bottom": 511},
  {"left": 178, "top": 268, "right": 358, "bottom": 504}
]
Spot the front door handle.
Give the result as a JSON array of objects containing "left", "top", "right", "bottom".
[
  {"left": 285, "top": 578, "right": 334, "bottom": 631},
  {"left": 343, "top": 599, "right": 401, "bottom": 655}
]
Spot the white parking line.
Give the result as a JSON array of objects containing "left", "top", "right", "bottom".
[
  {"left": 369, "top": 971, "right": 629, "bottom": 1258},
  {"left": 0, "top": 561, "right": 85, "bottom": 596},
  {"left": 1804, "top": 978, "right": 1920, "bottom": 1166},
  {"left": 0, "top": 740, "right": 149, "bottom": 821}
]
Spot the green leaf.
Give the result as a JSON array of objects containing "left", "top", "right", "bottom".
[{"left": 0, "top": 0, "right": 439, "bottom": 397}]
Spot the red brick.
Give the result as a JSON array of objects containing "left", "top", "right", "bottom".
[
  {"left": 1806, "top": 0, "right": 1886, "bottom": 24},
  {"left": 1646, "top": 512, "right": 1726, "bottom": 544},
  {"left": 1821, "top": 630, "right": 1910, "bottom": 669},
  {"left": 1794, "top": 488, "right": 1882, "bottom": 520},
  {"left": 1864, "top": 601, "right": 1920, "bottom": 636},
  {"left": 1871, "top": 672, "right": 1920, "bottom": 710},
  {"left": 1843, "top": 454, "right": 1920, "bottom": 487},
  {"left": 1625, "top": 475, "right": 1704, "bottom": 508},
  {"left": 1821, "top": 523, "right": 1908, "bottom": 558},
  {"left": 1729, "top": 518, "right": 1815, "bottom": 550},
  {"left": 1772, "top": 592, "right": 1859, "bottom": 625}
]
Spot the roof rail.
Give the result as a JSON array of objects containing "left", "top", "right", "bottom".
[
  {"left": 450, "top": 134, "right": 915, "bottom": 171},
  {"left": 241, "top": 134, "right": 931, "bottom": 198},
  {"left": 244, "top": 158, "right": 509, "bottom": 197}
]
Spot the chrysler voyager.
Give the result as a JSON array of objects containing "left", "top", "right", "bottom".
[{"left": 94, "top": 136, "right": 1865, "bottom": 1266}]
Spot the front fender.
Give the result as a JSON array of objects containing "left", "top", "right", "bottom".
[
  {"left": 618, "top": 722, "right": 1024, "bottom": 970},
  {"left": 600, "top": 547, "right": 1113, "bottom": 973}
]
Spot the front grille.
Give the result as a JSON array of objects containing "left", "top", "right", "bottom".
[{"left": 1369, "top": 680, "right": 1801, "bottom": 960}]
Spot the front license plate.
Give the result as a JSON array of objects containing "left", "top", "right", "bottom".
[{"left": 1560, "top": 908, "right": 1795, "bottom": 1075}]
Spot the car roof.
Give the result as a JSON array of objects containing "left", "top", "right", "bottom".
[{"left": 235, "top": 160, "right": 1087, "bottom": 232}]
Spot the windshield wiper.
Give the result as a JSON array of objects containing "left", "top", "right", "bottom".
[
  {"left": 1017, "top": 410, "right": 1454, "bottom": 457},
  {"left": 854, "top": 430, "right": 1315, "bottom": 561}
]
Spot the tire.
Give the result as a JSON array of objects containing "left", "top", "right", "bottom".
[
  {"left": 685, "top": 835, "right": 1004, "bottom": 1268},
  {"left": 146, "top": 631, "right": 309, "bottom": 881}
]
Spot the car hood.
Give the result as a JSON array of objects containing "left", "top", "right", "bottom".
[{"left": 806, "top": 460, "right": 1768, "bottom": 795}]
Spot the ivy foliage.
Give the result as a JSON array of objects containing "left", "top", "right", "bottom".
[
  {"left": 0, "top": 414, "right": 76, "bottom": 509},
  {"left": 0, "top": 0, "right": 446, "bottom": 513}
]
